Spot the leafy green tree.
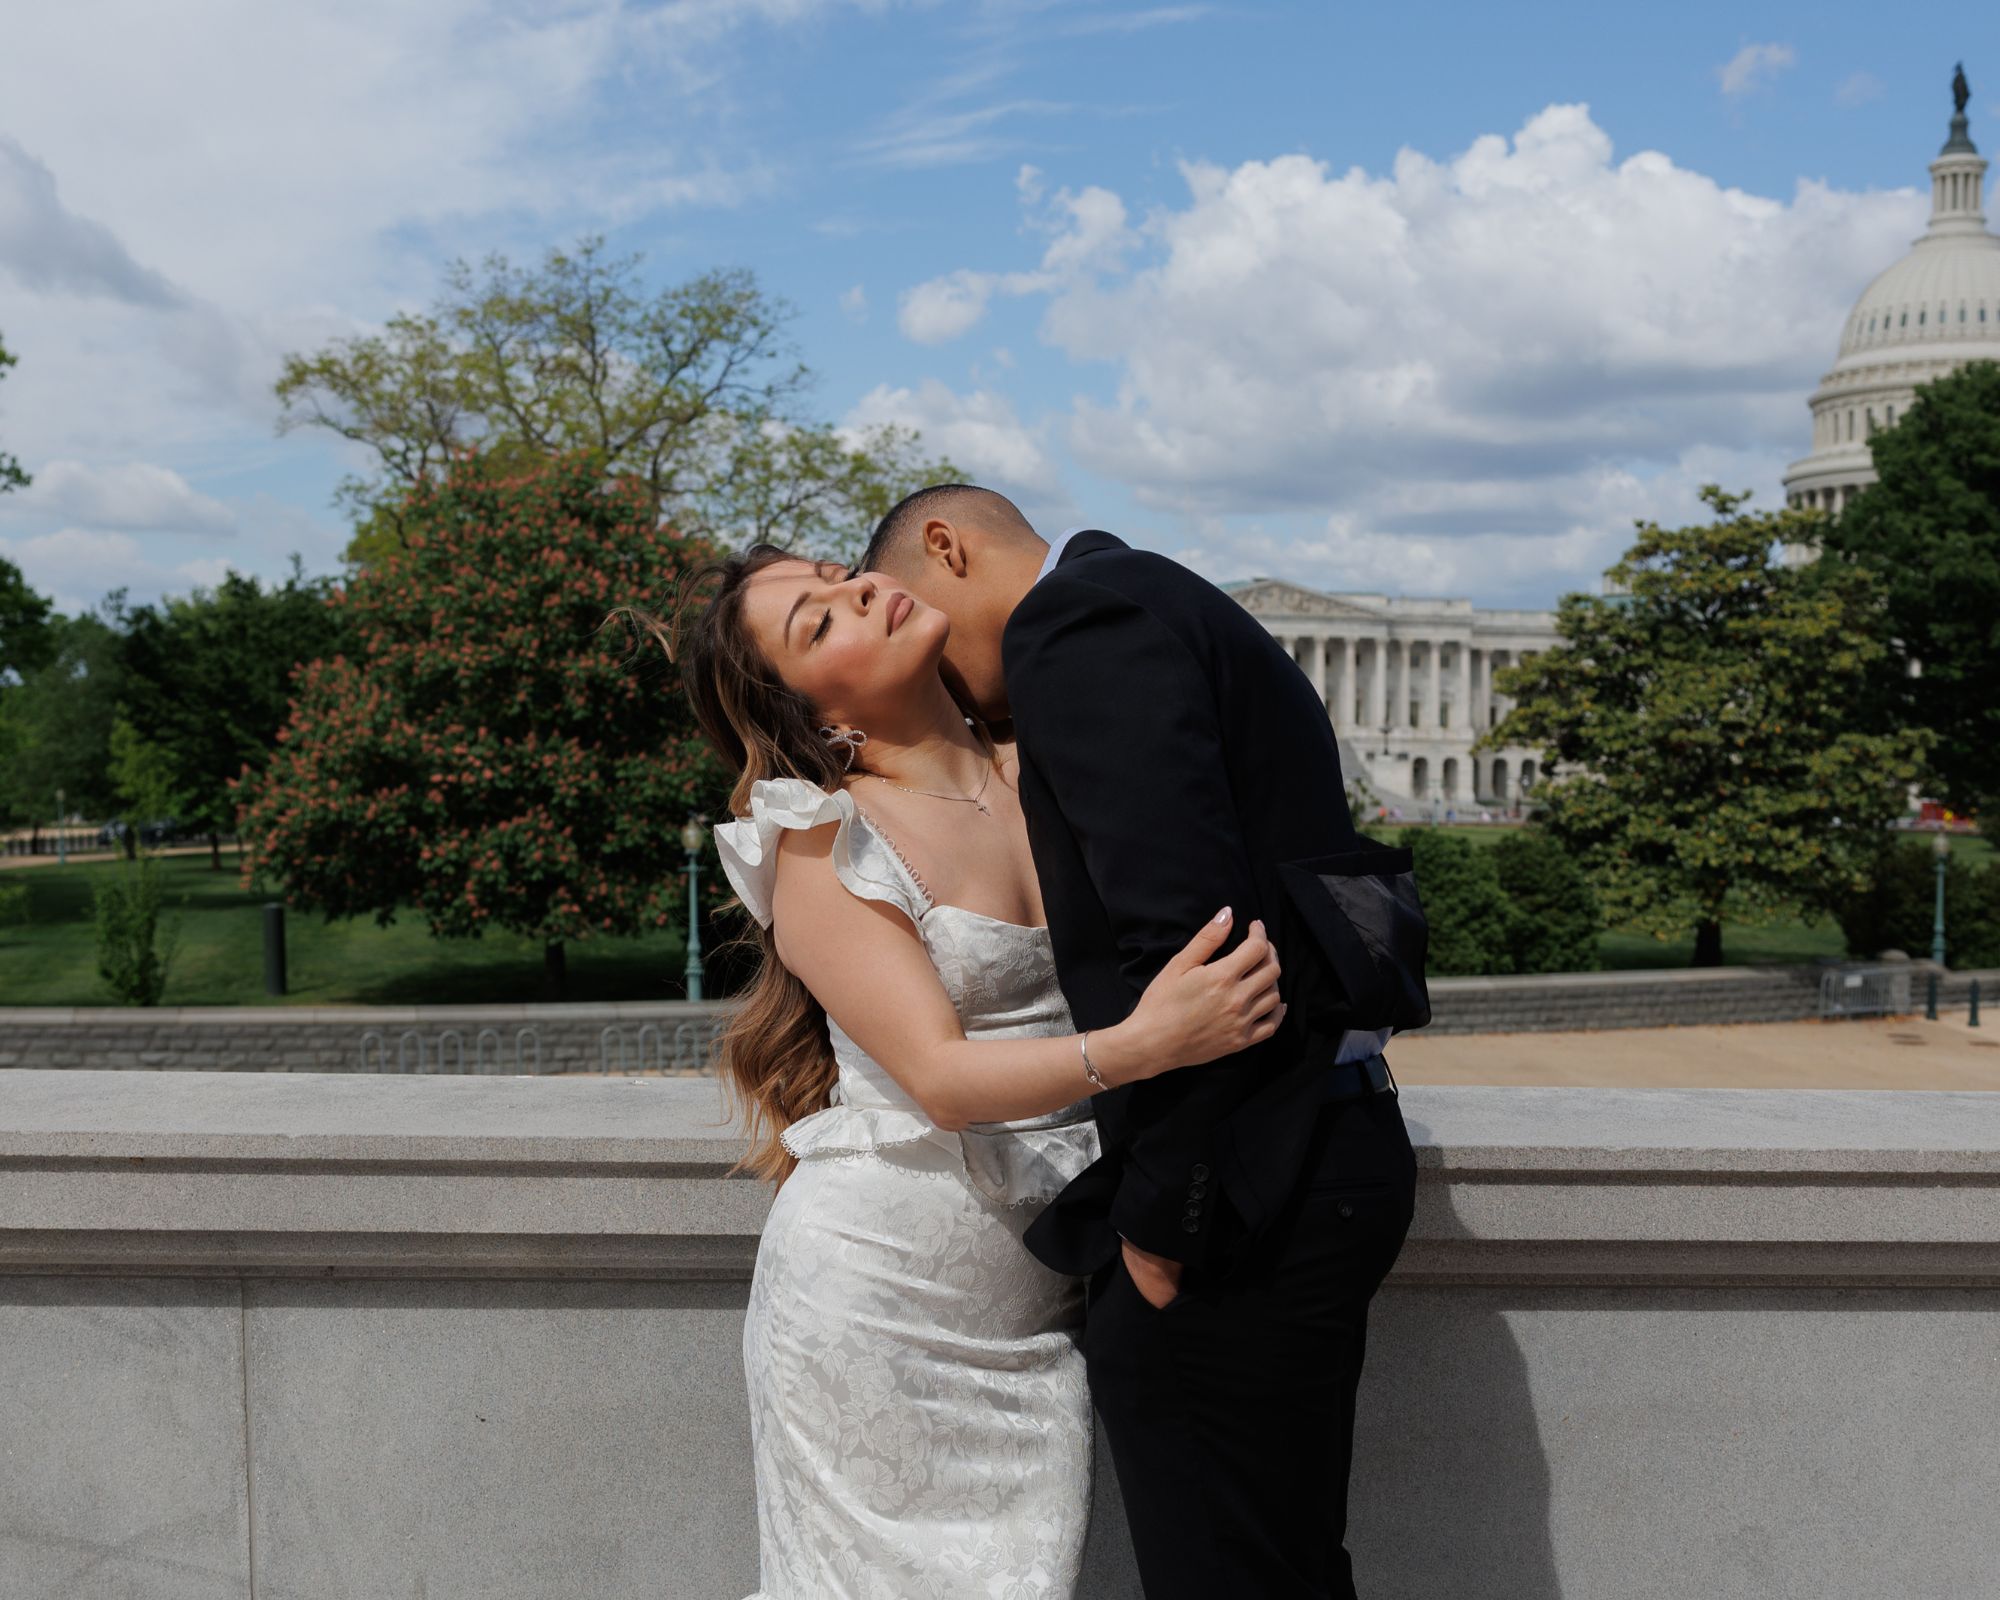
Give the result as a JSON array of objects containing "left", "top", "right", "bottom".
[
  {"left": 1485, "top": 488, "right": 1931, "bottom": 967},
  {"left": 1832, "top": 837, "right": 2000, "bottom": 967},
  {"left": 1962, "top": 865, "right": 2000, "bottom": 970},
  {"left": 1, "top": 556, "right": 55, "bottom": 684},
  {"left": 0, "top": 332, "right": 28, "bottom": 496},
  {"left": 0, "top": 607, "right": 130, "bottom": 835},
  {"left": 236, "top": 452, "right": 729, "bottom": 999},
  {"left": 276, "top": 238, "right": 952, "bottom": 565},
  {"left": 0, "top": 559, "right": 57, "bottom": 813},
  {"left": 1491, "top": 828, "right": 1601, "bottom": 973},
  {"left": 1395, "top": 828, "right": 1512, "bottom": 975},
  {"left": 118, "top": 565, "right": 350, "bottom": 868},
  {"left": 1820, "top": 361, "right": 2000, "bottom": 813},
  {"left": 107, "top": 715, "right": 188, "bottom": 834}
]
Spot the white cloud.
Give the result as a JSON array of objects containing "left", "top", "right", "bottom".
[
  {"left": 1170, "top": 442, "right": 1788, "bottom": 606},
  {"left": 13, "top": 460, "right": 238, "bottom": 536},
  {"left": 899, "top": 271, "right": 1002, "bottom": 344},
  {"left": 0, "top": 0, "right": 874, "bottom": 603},
  {"left": 844, "top": 380, "right": 1068, "bottom": 513},
  {"left": 0, "top": 528, "right": 238, "bottom": 615},
  {"left": 1036, "top": 185, "right": 1134, "bottom": 274},
  {"left": 897, "top": 182, "right": 1135, "bottom": 344},
  {"left": 1834, "top": 72, "right": 1884, "bottom": 109},
  {"left": 1717, "top": 43, "right": 1796, "bottom": 99},
  {"left": 1056, "top": 6, "right": 1213, "bottom": 38},
  {"left": 889, "top": 102, "right": 1927, "bottom": 600},
  {"left": 1011, "top": 107, "right": 1910, "bottom": 522},
  {"left": 0, "top": 138, "right": 185, "bottom": 306},
  {"left": 840, "top": 284, "right": 868, "bottom": 323}
]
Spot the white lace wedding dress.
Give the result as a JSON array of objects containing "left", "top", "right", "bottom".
[{"left": 714, "top": 777, "right": 1101, "bottom": 1600}]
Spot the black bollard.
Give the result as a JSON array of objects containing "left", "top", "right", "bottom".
[
  {"left": 1972, "top": 980, "right": 1982, "bottom": 1029},
  {"left": 1925, "top": 971, "right": 1939, "bottom": 1022},
  {"left": 263, "top": 902, "right": 287, "bottom": 997}
]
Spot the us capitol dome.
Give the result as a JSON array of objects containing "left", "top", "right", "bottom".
[{"left": 1783, "top": 65, "right": 2000, "bottom": 523}]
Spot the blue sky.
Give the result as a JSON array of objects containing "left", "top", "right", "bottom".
[{"left": 0, "top": 1, "right": 1992, "bottom": 614}]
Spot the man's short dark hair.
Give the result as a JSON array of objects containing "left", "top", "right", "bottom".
[{"left": 860, "top": 484, "right": 1033, "bottom": 574}]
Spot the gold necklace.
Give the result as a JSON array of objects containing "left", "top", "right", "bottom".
[{"left": 870, "top": 762, "right": 995, "bottom": 816}]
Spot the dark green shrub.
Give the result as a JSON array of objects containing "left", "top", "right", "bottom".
[
  {"left": 1395, "top": 828, "right": 1512, "bottom": 976},
  {"left": 92, "top": 857, "right": 181, "bottom": 1006},
  {"left": 1491, "top": 828, "right": 1601, "bottom": 973},
  {"left": 1834, "top": 839, "right": 1980, "bottom": 959},
  {"left": 1954, "top": 863, "right": 2000, "bottom": 969}
]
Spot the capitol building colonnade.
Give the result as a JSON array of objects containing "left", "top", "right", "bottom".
[{"left": 1226, "top": 579, "right": 1559, "bottom": 813}]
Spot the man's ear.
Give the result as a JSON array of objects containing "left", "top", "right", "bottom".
[{"left": 923, "top": 516, "right": 969, "bottom": 578}]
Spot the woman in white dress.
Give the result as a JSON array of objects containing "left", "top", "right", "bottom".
[{"left": 656, "top": 544, "right": 1285, "bottom": 1599}]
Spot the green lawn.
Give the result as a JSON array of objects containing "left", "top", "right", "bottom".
[
  {"left": 3, "top": 829, "right": 1986, "bottom": 1006},
  {"left": 0, "top": 854, "right": 690, "bottom": 1007}
]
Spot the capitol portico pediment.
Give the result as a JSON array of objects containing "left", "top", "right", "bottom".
[{"left": 1230, "top": 580, "right": 1380, "bottom": 621}]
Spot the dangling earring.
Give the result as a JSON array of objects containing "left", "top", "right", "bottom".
[{"left": 819, "top": 726, "right": 869, "bottom": 770}]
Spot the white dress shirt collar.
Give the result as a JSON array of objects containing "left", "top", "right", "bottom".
[{"left": 1034, "top": 526, "right": 1090, "bottom": 586}]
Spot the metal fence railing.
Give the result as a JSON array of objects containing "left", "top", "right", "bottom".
[
  {"left": 597, "top": 1018, "right": 729, "bottom": 1076},
  {"left": 1817, "top": 964, "right": 1915, "bottom": 1021},
  {"left": 358, "top": 1025, "right": 545, "bottom": 1074}
]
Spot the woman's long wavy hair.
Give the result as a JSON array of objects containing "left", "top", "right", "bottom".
[{"left": 620, "top": 544, "right": 862, "bottom": 1184}]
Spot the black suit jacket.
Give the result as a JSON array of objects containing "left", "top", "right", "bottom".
[{"left": 1009, "top": 532, "right": 1429, "bottom": 1277}]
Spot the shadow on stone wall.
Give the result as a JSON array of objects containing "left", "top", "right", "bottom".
[{"left": 1349, "top": 1126, "right": 1561, "bottom": 1598}]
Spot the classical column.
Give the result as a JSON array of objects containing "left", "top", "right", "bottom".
[
  {"left": 1366, "top": 637, "right": 1387, "bottom": 727},
  {"left": 1420, "top": 639, "right": 1441, "bottom": 731},
  {"left": 1338, "top": 637, "right": 1356, "bottom": 731},
  {"left": 1303, "top": 634, "right": 1326, "bottom": 705},
  {"left": 1455, "top": 640, "right": 1472, "bottom": 734}
]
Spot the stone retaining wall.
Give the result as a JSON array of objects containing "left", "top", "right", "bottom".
[
  {"left": 2, "top": 1072, "right": 1996, "bottom": 1598},
  {"left": 5, "top": 964, "right": 1994, "bottom": 1071}
]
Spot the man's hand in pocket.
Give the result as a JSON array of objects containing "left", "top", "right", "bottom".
[{"left": 1121, "top": 1238, "right": 1185, "bottom": 1310}]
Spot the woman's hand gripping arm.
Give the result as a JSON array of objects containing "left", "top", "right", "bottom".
[{"left": 770, "top": 821, "right": 1284, "bottom": 1132}]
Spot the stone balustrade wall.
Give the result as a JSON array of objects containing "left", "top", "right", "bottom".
[
  {"left": 2, "top": 1071, "right": 1997, "bottom": 1598},
  {"left": 4, "top": 965, "right": 1994, "bottom": 1072}
]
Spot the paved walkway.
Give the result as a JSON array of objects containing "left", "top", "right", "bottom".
[
  {"left": 0, "top": 844, "right": 226, "bottom": 871},
  {"left": 1390, "top": 1014, "right": 2000, "bottom": 1090}
]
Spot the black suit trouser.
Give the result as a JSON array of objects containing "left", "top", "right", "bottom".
[{"left": 1083, "top": 1085, "right": 1416, "bottom": 1599}]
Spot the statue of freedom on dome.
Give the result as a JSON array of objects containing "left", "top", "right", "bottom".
[{"left": 1953, "top": 61, "right": 1970, "bottom": 116}]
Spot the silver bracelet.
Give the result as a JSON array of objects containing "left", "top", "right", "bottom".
[{"left": 1080, "top": 1031, "right": 1109, "bottom": 1091}]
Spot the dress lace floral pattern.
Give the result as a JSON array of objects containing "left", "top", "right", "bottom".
[{"left": 715, "top": 778, "right": 1100, "bottom": 1600}]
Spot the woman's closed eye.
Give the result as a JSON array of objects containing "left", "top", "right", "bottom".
[{"left": 811, "top": 609, "right": 832, "bottom": 645}]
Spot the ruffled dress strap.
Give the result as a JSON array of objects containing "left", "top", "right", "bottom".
[
  {"left": 711, "top": 777, "right": 1097, "bottom": 1209},
  {"left": 713, "top": 777, "right": 931, "bottom": 929}
]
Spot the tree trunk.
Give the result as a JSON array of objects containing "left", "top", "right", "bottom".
[
  {"left": 1693, "top": 918, "right": 1724, "bottom": 968},
  {"left": 209, "top": 832, "right": 222, "bottom": 871},
  {"left": 122, "top": 828, "right": 137, "bottom": 862},
  {"left": 542, "top": 940, "right": 568, "bottom": 1001}
]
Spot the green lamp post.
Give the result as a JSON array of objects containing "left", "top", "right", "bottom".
[
  {"left": 1931, "top": 828, "right": 1951, "bottom": 969},
  {"left": 681, "top": 816, "right": 709, "bottom": 1002}
]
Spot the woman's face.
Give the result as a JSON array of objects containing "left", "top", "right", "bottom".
[{"left": 740, "top": 558, "right": 949, "bottom": 728}]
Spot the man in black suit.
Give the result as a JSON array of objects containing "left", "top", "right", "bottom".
[{"left": 862, "top": 485, "right": 1428, "bottom": 1599}]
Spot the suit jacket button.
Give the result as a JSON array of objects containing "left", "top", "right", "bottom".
[
  {"left": 1187, "top": 1183, "right": 1207, "bottom": 1200},
  {"left": 1190, "top": 1164, "right": 1210, "bottom": 1182},
  {"left": 1181, "top": 1218, "right": 1201, "bottom": 1233},
  {"left": 1337, "top": 1201, "right": 1356, "bottom": 1219}
]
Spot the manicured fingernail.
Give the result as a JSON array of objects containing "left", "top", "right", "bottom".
[{"left": 1213, "top": 906, "right": 1231, "bottom": 923}]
